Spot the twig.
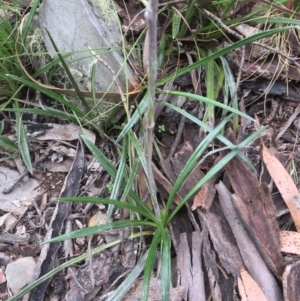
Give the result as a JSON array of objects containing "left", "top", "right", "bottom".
[
  {"left": 87, "top": 236, "right": 95, "bottom": 289},
  {"left": 166, "top": 114, "right": 186, "bottom": 160},
  {"left": 201, "top": 6, "right": 300, "bottom": 69},
  {"left": 234, "top": 46, "right": 245, "bottom": 97},
  {"left": 123, "top": 8, "right": 145, "bottom": 36},
  {"left": 276, "top": 103, "right": 300, "bottom": 141},
  {"left": 68, "top": 267, "right": 89, "bottom": 294},
  {"left": 201, "top": 8, "right": 243, "bottom": 40},
  {"left": 186, "top": 51, "right": 200, "bottom": 93},
  {"left": 252, "top": 41, "right": 300, "bottom": 68}
]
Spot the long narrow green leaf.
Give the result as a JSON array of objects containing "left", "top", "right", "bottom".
[
  {"left": 141, "top": 230, "right": 161, "bottom": 301},
  {"left": 2, "top": 108, "right": 78, "bottom": 121},
  {"left": 81, "top": 135, "right": 154, "bottom": 216},
  {"left": 108, "top": 136, "right": 128, "bottom": 220},
  {"left": 45, "top": 220, "right": 157, "bottom": 244},
  {"left": 220, "top": 56, "right": 238, "bottom": 131},
  {"left": 32, "top": 53, "right": 73, "bottom": 78},
  {"left": 106, "top": 250, "right": 149, "bottom": 301},
  {"left": 161, "top": 102, "right": 253, "bottom": 168},
  {"left": 157, "top": 34, "right": 166, "bottom": 69},
  {"left": 5, "top": 75, "right": 86, "bottom": 116},
  {"left": 59, "top": 197, "right": 157, "bottom": 223},
  {"left": 161, "top": 228, "right": 171, "bottom": 301},
  {"left": 161, "top": 90, "right": 253, "bottom": 120},
  {"left": 0, "top": 135, "right": 18, "bottom": 152},
  {"left": 116, "top": 92, "right": 148, "bottom": 143},
  {"left": 172, "top": 8, "right": 181, "bottom": 39},
  {"left": 21, "top": 0, "right": 40, "bottom": 43},
  {"left": 252, "top": 16, "right": 300, "bottom": 25},
  {"left": 165, "top": 114, "right": 233, "bottom": 214},
  {"left": 160, "top": 228, "right": 171, "bottom": 301},
  {"left": 45, "top": 29, "right": 91, "bottom": 112},
  {"left": 91, "top": 62, "right": 97, "bottom": 104},
  {"left": 167, "top": 126, "right": 267, "bottom": 223},
  {"left": 119, "top": 160, "right": 141, "bottom": 204},
  {"left": 128, "top": 131, "right": 147, "bottom": 172},
  {"left": 168, "top": 150, "right": 238, "bottom": 224},
  {"left": 81, "top": 134, "right": 118, "bottom": 178},
  {"left": 15, "top": 113, "right": 32, "bottom": 174}
]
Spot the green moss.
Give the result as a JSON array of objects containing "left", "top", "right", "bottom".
[
  {"left": 88, "top": 0, "right": 118, "bottom": 25},
  {"left": 26, "top": 27, "right": 50, "bottom": 69}
]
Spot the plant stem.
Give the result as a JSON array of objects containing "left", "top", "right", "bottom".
[{"left": 144, "top": 0, "right": 161, "bottom": 219}]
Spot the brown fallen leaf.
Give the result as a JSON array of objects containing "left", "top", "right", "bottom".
[
  {"left": 88, "top": 211, "right": 107, "bottom": 227},
  {"left": 192, "top": 185, "right": 207, "bottom": 210},
  {"left": 280, "top": 230, "right": 300, "bottom": 255},
  {"left": 238, "top": 267, "right": 268, "bottom": 301},
  {"left": 261, "top": 139, "right": 300, "bottom": 231}
]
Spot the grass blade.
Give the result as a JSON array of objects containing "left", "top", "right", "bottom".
[
  {"left": 107, "top": 136, "right": 128, "bottom": 220},
  {"left": 165, "top": 114, "right": 233, "bottom": 214},
  {"left": 161, "top": 228, "right": 171, "bottom": 301},
  {"left": 0, "top": 135, "right": 18, "bottom": 152},
  {"left": 141, "top": 229, "right": 161, "bottom": 301},
  {"left": 21, "top": 0, "right": 40, "bottom": 43},
  {"left": 160, "top": 102, "right": 253, "bottom": 168},
  {"left": 116, "top": 93, "right": 148, "bottom": 143},
  {"left": 15, "top": 112, "right": 32, "bottom": 173},
  {"left": 167, "top": 126, "right": 267, "bottom": 223},
  {"left": 45, "top": 220, "right": 157, "bottom": 244},
  {"left": 59, "top": 197, "right": 157, "bottom": 223},
  {"left": 5, "top": 75, "right": 86, "bottom": 116},
  {"left": 2, "top": 108, "right": 78, "bottom": 121},
  {"left": 81, "top": 134, "right": 154, "bottom": 216},
  {"left": 161, "top": 90, "right": 254, "bottom": 120},
  {"left": 106, "top": 250, "right": 149, "bottom": 301},
  {"left": 45, "top": 29, "right": 91, "bottom": 112}
]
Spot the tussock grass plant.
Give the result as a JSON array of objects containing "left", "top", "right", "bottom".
[{"left": 2, "top": 0, "right": 299, "bottom": 300}]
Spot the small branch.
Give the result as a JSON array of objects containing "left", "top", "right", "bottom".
[
  {"left": 201, "top": 7, "right": 300, "bottom": 69},
  {"left": 166, "top": 114, "right": 185, "bottom": 160}
]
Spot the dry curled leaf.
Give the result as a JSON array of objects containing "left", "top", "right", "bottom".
[{"left": 261, "top": 139, "right": 300, "bottom": 232}]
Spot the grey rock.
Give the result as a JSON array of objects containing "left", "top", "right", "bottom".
[
  {"left": 34, "top": 0, "right": 137, "bottom": 94},
  {"left": 6, "top": 257, "right": 36, "bottom": 294}
]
